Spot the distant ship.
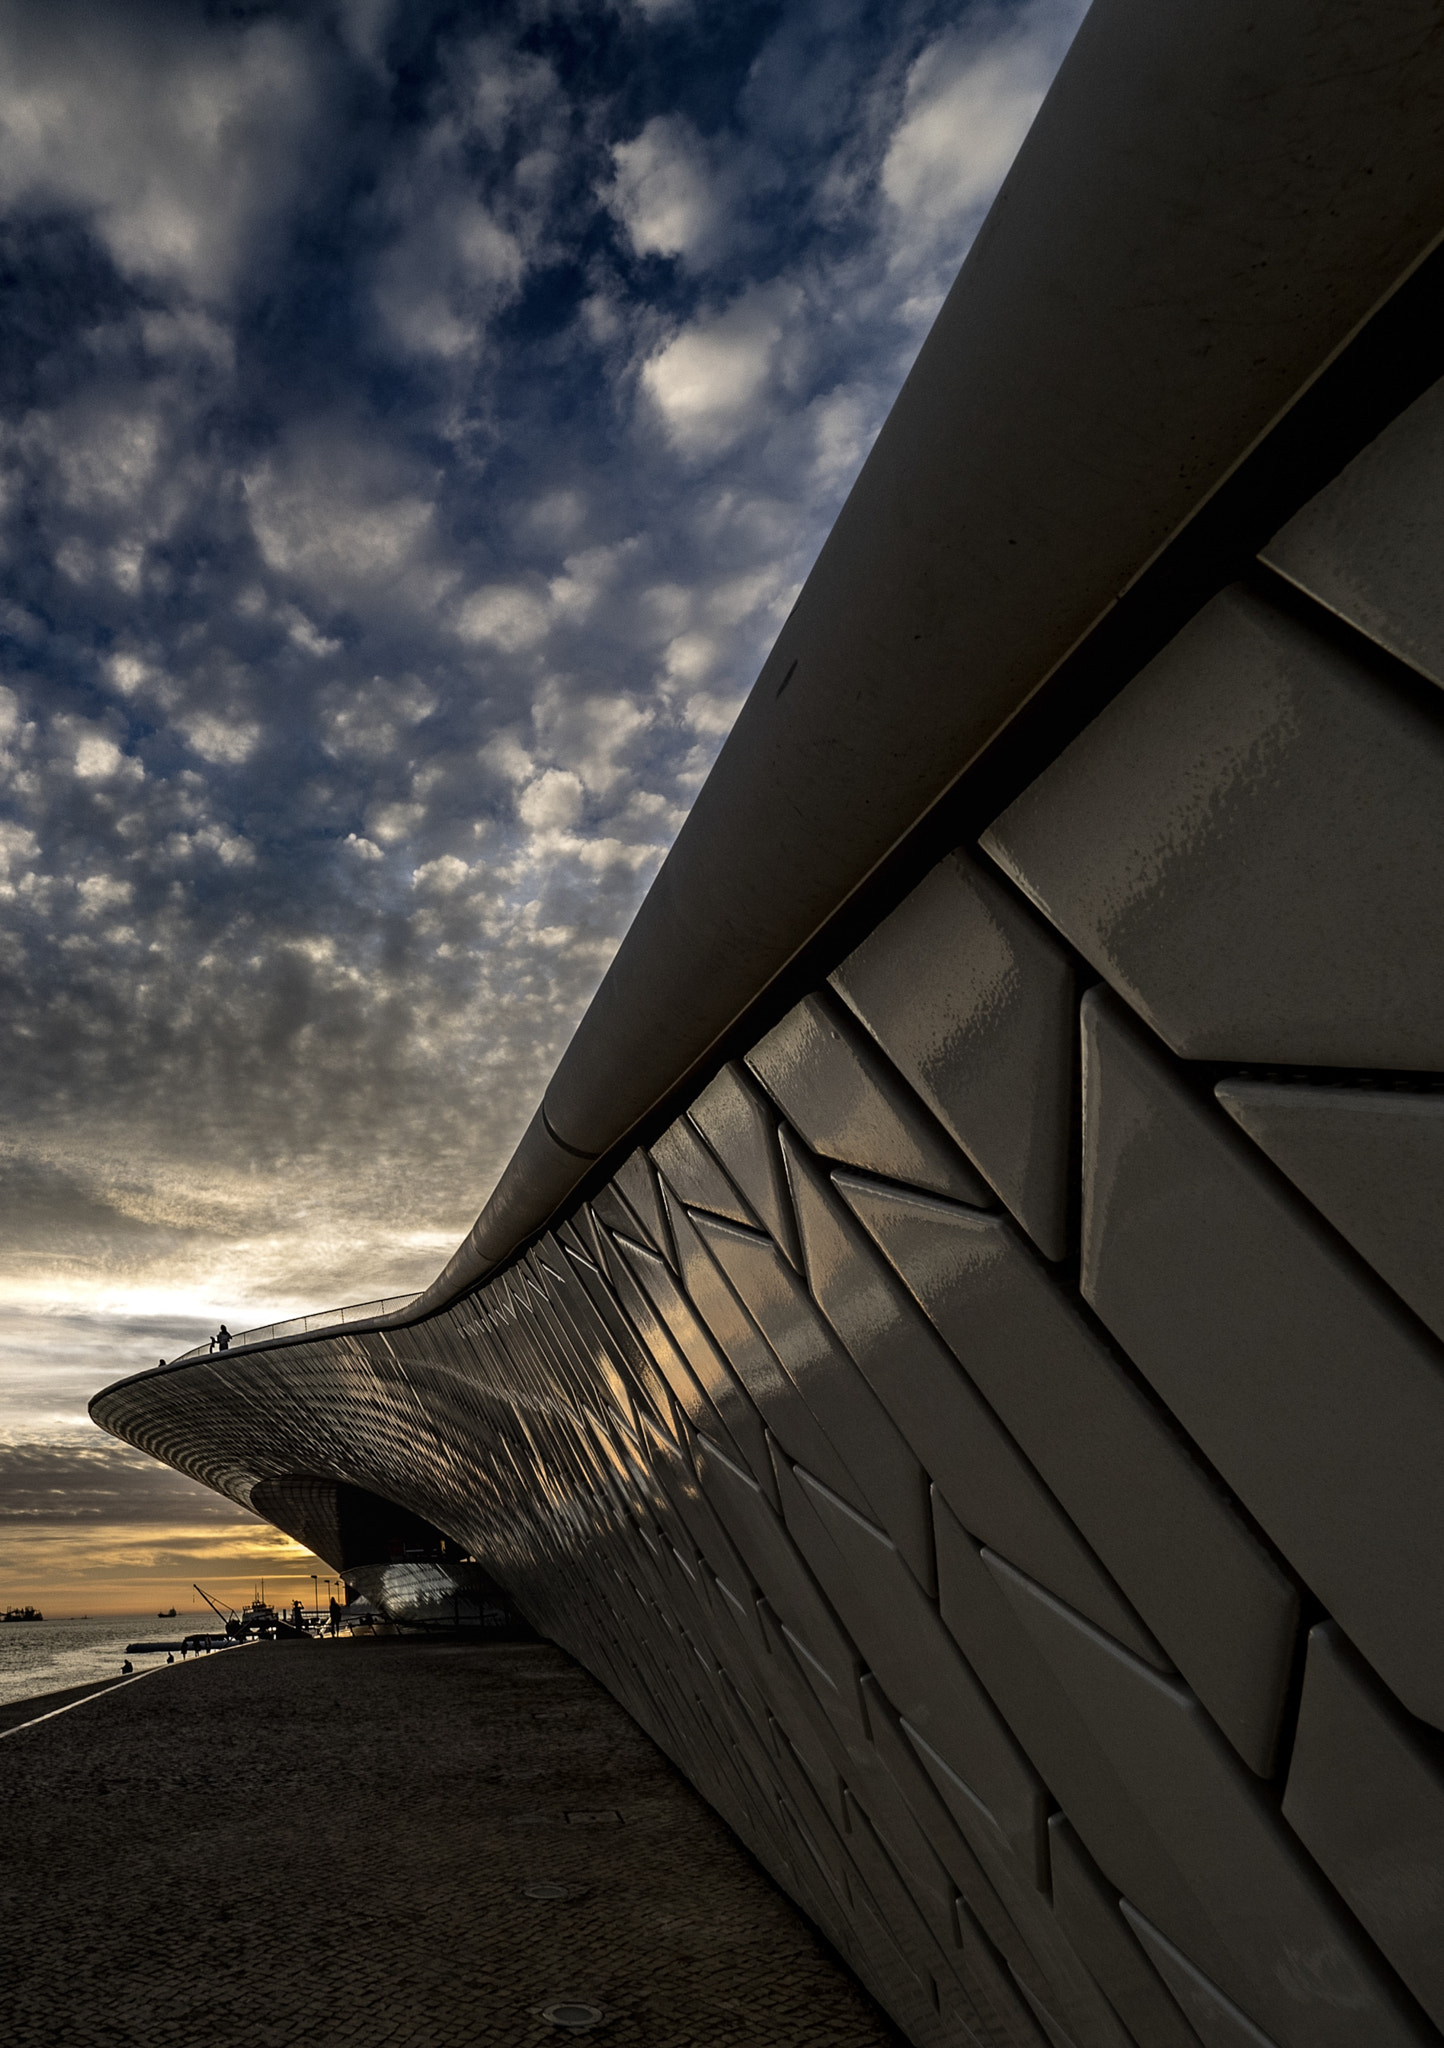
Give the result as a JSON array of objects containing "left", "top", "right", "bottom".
[
  {"left": 157, "top": 1607, "right": 177, "bottom": 1617},
  {"left": 2, "top": 1606, "right": 43, "bottom": 1622}
]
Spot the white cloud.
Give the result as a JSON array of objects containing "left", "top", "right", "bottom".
[
  {"left": 411, "top": 854, "right": 471, "bottom": 893},
  {"left": 547, "top": 541, "right": 636, "bottom": 626},
  {"left": 530, "top": 685, "right": 653, "bottom": 798},
  {"left": 374, "top": 197, "right": 526, "bottom": 361},
  {"left": 881, "top": 5, "right": 1084, "bottom": 258},
  {"left": 0, "top": 7, "right": 318, "bottom": 299},
  {"left": 478, "top": 732, "right": 534, "bottom": 785},
  {"left": 460, "top": 37, "right": 558, "bottom": 153},
  {"left": 139, "top": 307, "right": 235, "bottom": 369},
  {"left": 76, "top": 874, "right": 132, "bottom": 918},
  {"left": 365, "top": 800, "right": 424, "bottom": 847},
  {"left": 320, "top": 676, "right": 435, "bottom": 761},
  {"left": 517, "top": 768, "right": 583, "bottom": 830},
  {"left": 569, "top": 834, "right": 662, "bottom": 874},
  {"left": 366, "top": 36, "right": 563, "bottom": 365},
  {"left": 282, "top": 608, "right": 341, "bottom": 659},
  {"left": 29, "top": 401, "right": 162, "bottom": 513},
  {"left": 336, "top": 0, "right": 397, "bottom": 73},
  {"left": 682, "top": 689, "right": 745, "bottom": 738},
  {"left": 608, "top": 115, "right": 721, "bottom": 263},
  {"left": 642, "top": 286, "right": 798, "bottom": 456},
  {"left": 176, "top": 712, "right": 261, "bottom": 767},
  {"left": 0, "top": 816, "right": 38, "bottom": 885},
  {"left": 808, "top": 384, "right": 877, "bottom": 487},
  {"left": 664, "top": 632, "right": 718, "bottom": 684},
  {"left": 454, "top": 583, "right": 550, "bottom": 652},
  {"left": 53, "top": 538, "right": 94, "bottom": 584},
  {"left": 525, "top": 489, "right": 588, "bottom": 544},
  {"left": 245, "top": 431, "right": 440, "bottom": 602},
  {"left": 169, "top": 824, "right": 254, "bottom": 869},
  {"left": 72, "top": 731, "right": 128, "bottom": 782}
]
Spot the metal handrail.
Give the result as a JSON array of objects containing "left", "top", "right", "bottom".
[{"left": 169, "top": 1294, "right": 421, "bottom": 1364}]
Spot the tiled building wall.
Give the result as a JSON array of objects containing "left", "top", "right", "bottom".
[{"left": 96, "top": 376, "right": 1444, "bottom": 2048}]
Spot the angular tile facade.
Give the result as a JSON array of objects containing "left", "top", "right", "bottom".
[{"left": 91, "top": 152, "right": 1444, "bottom": 2048}]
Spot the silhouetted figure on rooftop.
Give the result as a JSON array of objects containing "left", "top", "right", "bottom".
[{"left": 215, "top": 1324, "right": 231, "bottom": 1352}]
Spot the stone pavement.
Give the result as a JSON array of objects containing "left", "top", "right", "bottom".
[
  {"left": 0, "top": 1671, "right": 142, "bottom": 1734},
  {"left": 1, "top": 1637, "right": 906, "bottom": 2048}
]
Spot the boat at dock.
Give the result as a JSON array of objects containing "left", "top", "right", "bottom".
[{"left": 190, "top": 1582, "right": 316, "bottom": 1641}]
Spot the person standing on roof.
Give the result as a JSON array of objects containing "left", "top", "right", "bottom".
[{"left": 215, "top": 1324, "right": 231, "bottom": 1351}]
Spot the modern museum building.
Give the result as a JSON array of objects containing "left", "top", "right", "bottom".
[{"left": 94, "top": 6, "right": 1444, "bottom": 2044}]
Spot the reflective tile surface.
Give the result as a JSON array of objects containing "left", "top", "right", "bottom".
[{"left": 94, "top": 376, "right": 1444, "bottom": 2047}]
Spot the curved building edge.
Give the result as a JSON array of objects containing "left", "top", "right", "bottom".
[{"left": 92, "top": 6, "right": 1444, "bottom": 2045}]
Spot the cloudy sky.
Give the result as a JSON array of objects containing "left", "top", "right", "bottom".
[{"left": 0, "top": 0, "right": 1084, "bottom": 1612}]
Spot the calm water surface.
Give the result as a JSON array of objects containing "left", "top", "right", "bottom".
[{"left": 0, "top": 1611, "right": 217, "bottom": 1709}]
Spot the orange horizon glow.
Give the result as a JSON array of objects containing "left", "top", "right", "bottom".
[
  {"left": 8, "top": 1570, "right": 346, "bottom": 1619},
  {"left": 2, "top": 1517, "right": 338, "bottom": 1619}
]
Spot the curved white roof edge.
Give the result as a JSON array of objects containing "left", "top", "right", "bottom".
[{"left": 98, "top": 0, "right": 1444, "bottom": 1380}]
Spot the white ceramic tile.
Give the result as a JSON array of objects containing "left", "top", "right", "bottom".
[
  {"left": 831, "top": 849, "right": 1076, "bottom": 1258},
  {"left": 984, "top": 584, "right": 1444, "bottom": 1069}
]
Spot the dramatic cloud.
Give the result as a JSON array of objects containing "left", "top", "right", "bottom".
[
  {"left": 0, "top": 0, "right": 1085, "bottom": 1600},
  {"left": 0, "top": 1439, "right": 255, "bottom": 1527},
  {"left": 0, "top": 1440, "right": 325, "bottom": 1614},
  {"left": 0, "top": 5, "right": 322, "bottom": 300}
]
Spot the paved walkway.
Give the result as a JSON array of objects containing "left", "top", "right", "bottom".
[{"left": 1, "top": 1637, "right": 904, "bottom": 2047}]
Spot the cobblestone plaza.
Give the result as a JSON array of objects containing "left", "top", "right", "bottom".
[{"left": 2, "top": 1640, "right": 901, "bottom": 2048}]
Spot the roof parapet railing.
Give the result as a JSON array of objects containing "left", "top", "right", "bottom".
[{"left": 167, "top": 1294, "right": 422, "bottom": 1365}]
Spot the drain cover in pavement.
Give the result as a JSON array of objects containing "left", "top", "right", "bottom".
[
  {"left": 524, "top": 1882, "right": 573, "bottom": 1900},
  {"left": 540, "top": 2002, "right": 605, "bottom": 2031}
]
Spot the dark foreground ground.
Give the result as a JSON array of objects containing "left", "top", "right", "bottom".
[{"left": 1, "top": 1637, "right": 904, "bottom": 2048}]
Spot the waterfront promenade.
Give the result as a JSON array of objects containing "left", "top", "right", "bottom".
[{"left": 1, "top": 1637, "right": 902, "bottom": 2047}]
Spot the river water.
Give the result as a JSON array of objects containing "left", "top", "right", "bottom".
[{"left": 0, "top": 1611, "right": 219, "bottom": 1709}]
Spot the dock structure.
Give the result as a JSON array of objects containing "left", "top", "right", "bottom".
[{"left": 91, "top": 6, "right": 1444, "bottom": 2045}]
